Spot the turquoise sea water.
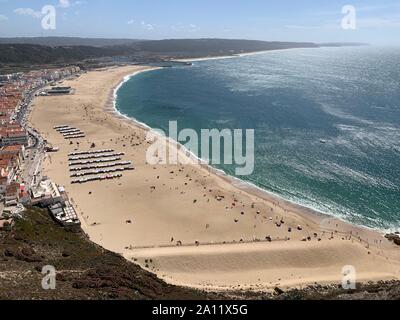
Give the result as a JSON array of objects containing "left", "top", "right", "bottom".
[{"left": 116, "top": 47, "right": 400, "bottom": 231}]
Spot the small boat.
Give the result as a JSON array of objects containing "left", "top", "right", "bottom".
[{"left": 320, "top": 139, "right": 327, "bottom": 144}]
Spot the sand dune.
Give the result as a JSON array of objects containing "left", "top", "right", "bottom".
[
  {"left": 127, "top": 240, "right": 397, "bottom": 290},
  {"left": 29, "top": 65, "right": 400, "bottom": 292}
]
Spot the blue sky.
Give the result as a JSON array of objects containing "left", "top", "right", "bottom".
[{"left": 0, "top": 0, "right": 399, "bottom": 44}]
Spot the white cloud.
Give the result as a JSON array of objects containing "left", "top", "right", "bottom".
[
  {"left": 170, "top": 23, "right": 199, "bottom": 32},
  {"left": 58, "top": 0, "right": 86, "bottom": 9},
  {"left": 14, "top": 8, "right": 42, "bottom": 18},
  {"left": 0, "top": 14, "right": 8, "bottom": 21},
  {"left": 59, "top": 0, "right": 70, "bottom": 8},
  {"left": 188, "top": 24, "right": 199, "bottom": 32},
  {"left": 141, "top": 21, "right": 154, "bottom": 30},
  {"left": 127, "top": 19, "right": 135, "bottom": 25}
]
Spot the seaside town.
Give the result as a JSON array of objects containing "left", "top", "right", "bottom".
[{"left": 0, "top": 66, "right": 82, "bottom": 228}]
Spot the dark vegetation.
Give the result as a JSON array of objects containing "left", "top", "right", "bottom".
[
  {"left": 0, "top": 37, "right": 143, "bottom": 47},
  {"left": 0, "top": 44, "right": 124, "bottom": 64},
  {"left": 0, "top": 207, "right": 213, "bottom": 300},
  {"left": 131, "top": 39, "right": 318, "bottom": 56},
  {"left": 0, "top": 38, "right": 319, "bottom": 73},
  {"left": 0, "top": 37, "right": 370, "bottom": 74}
]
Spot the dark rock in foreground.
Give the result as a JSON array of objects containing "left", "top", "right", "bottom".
[{"left": 385, "top": 233, "right": 400, "bottom": 246}]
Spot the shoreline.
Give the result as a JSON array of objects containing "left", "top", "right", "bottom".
[
  {"left": 109, "top": 65, "right": 389, "bottom": 237},
  {"left": 29, "top": 64, "right": 400, "bottom": 292},
  {"left": 173, "top": 47, "right": 316, "bottom": 63},
  {"left": 110, "top": 67, "right": 164, "bottom": 132}
]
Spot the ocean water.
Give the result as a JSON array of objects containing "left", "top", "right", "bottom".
[{"left": 116, "top": 47, "right": 400, "bottom": 231}]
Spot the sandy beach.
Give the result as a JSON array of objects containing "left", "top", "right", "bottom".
[
  {"left": 29, "top": 65, "right": 400, "bottom": 292},
  {"left": 174, "top": 48, "right": 313, "bottom": 63}
]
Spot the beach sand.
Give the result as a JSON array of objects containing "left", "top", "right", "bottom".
[{"left": 29, "top": 65, "right": 400, "bottom": 292}]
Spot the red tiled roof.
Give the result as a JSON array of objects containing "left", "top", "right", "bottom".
[
  {"left": 6, "top": 182, "right": 19, "bottom": 196},
  {"left": 1, "top": 145, "right": 23, "bottom": 153}
]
